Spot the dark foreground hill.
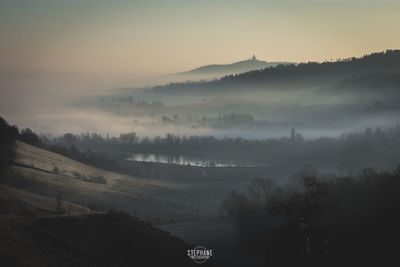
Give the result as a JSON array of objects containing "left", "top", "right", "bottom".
[{"left": 0, "top": 211, "right": 194, "bottom": 267}]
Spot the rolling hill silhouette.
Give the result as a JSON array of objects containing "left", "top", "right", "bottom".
[
  {"left": 178, "top": 55, "right": 287, "bottom": 77},
  {"left": 155, "top": 50, "right": 400, "bottom": 94}
]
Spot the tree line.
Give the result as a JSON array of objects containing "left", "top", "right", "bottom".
[
  {"left": 221, "top": 166, "right": 400, "bottom": 266},
  {"left": 42, "top": 125, "right": 400, "bottom": 170}
]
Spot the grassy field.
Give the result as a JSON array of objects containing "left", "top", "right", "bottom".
[
  {"left": 3, "top": 141, "right": 270, "bottom": 222},
  {"left": 1, "top": 141, "right": 197, "bottom": 222}
]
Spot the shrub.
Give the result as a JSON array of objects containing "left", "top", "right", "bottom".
[{"left": 52, "top": 166, "right": 59, "bottom": 174}]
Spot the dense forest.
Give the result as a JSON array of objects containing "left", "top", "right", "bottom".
[{"left": 221, "top": 167, "right": 400, "bottom": 266}]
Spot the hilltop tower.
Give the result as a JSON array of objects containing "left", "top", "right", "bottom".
[
  {"left": 291, "top": 127, "right": 296, "bottom": 142},
  {"left": 251, "top": 54, "right": 256, "bottom": 61}
]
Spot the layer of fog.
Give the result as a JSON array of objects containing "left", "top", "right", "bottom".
[
  {"left": 1, "top": 68, "right": 400, "bottom": 141},
  {"left": 0, "top": 70, "right": 199, "bottom": 136}
]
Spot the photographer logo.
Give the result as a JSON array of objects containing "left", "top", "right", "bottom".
[{"left": 187, "top": 246, "right": 213, "bottom": 264}]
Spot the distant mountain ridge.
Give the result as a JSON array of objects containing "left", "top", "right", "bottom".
[
  {"left": 155, "top": 50, "right": 400, "bottom": 94},
  {"left": 179, "top": 55, "right": 288, "bottom": 76}
]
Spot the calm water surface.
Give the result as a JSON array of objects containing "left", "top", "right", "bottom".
[{"left": 126, "top": 153, "right": 260, "bottom": 167}]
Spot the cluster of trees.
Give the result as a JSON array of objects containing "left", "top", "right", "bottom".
[
  {"left": 222, "top": 166, "right": 400, "bottom": 266},
  {"left": 0, "top": 117, "right": 19, "bottom": 175},
  {"left": 102, "top": 96, "right": 164, "bottom": 107},
  {"left": 45, "top": 144, "right": 127, "bottom": 174},
  {"left": 159, "top": 112, "right": 256, "bottom": 128}
]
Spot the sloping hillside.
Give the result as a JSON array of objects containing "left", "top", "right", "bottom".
[
  {"left": 0, "top": 184, "right": 91, "bottom": 215},
  {"left": 1, "top": 141, "right": 193, "bottom": 222},
  {"left": 0, "top": 211, "right": 192, "bottom": 267}
]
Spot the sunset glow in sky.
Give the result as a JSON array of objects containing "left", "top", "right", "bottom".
[{"left": 1, "top": 0, "right": 399, "bottom": 77}]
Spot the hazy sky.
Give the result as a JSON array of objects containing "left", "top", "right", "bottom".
[
  {"left": 1, "top": 0, "right": 399, "bottom": 77},
  {"left": 0, "top": 0, "right": 399, "bottom": 137}
]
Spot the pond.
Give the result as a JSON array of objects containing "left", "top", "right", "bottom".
[{"left": 126, "top": 153, "right": 257, "bottom": 167}]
